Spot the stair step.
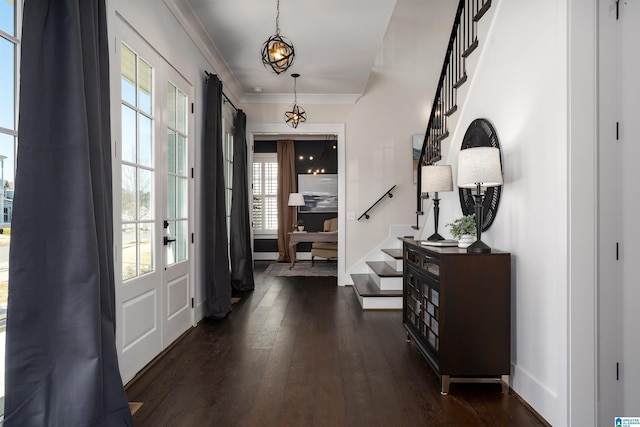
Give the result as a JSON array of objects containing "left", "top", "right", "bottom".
[
  {"left": 351, "top": 274, "right": 402, "bottom": 297},
  {"left": 381, "top": 248, "right": 403, "bottom": 272},
  {"left": 444, "top": 105, "right": 458, "bottom": 117},
  {"left": 474, "top": 0, "right": 491, "bottom": 22},
  {"left": 381, "top": 248, "right": 403, "bottom": 259},
  {"left": 351, "top": 274, "right": 403, "bottom": 310},
  {"left": 453, "top": 73, "right": 468, "bottom": 89},
  {"left": 462, "top": 40, "right": 478, "bottom": 58},
  {"left": 366, "top": 261, "right": 401, "bottom": 277},
  {"left": 435, "top": 131, "right": 450, "bottom": 142}
]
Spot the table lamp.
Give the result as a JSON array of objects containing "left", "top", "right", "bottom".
[
  {"left": 457, "top": 147, "right": 503, "bottom": 253},
  {"left": 288, "top": 192, "right": 305, "bottom": 231},
  {"left": 421, "top": 165, "right": 453, "bottom": 241}
]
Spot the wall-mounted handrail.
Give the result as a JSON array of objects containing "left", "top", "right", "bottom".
[{"left": 358, "top": 185, "right": 396, "bottom": 220}]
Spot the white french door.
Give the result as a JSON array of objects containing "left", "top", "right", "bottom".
[
  {"left": 599, "top": 0, "right": 640, "bottom": 422},
  {"left": 163, "top": 76, "right": 192, "bottom": 346},
  {"left": 112, "top": 20, "right": 194, "bottom": 383}
]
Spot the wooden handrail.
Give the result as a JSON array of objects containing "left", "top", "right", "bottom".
[{"left": 358, "top": 185, "right": 396, "bottom": 220}]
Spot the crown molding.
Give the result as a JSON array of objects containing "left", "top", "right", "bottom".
[
  {"left": 241, "top": 93, "right": 362, "bottom": 105},
  {"left": 163, "top": 0, "right": 243, "bottom": 103}
]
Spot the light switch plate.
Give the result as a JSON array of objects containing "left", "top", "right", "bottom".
[{"left": 347, "top": 211, "right": 356, "bottom": 221}]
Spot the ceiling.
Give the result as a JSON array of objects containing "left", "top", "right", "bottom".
[
  {"left": 167, "top": 0, "right": 454, "bottom": 104},
  {"left": 168, "top": 0, "right": 395, "bottom": 102}
]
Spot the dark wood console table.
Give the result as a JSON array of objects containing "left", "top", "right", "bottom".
[
  {"left": 401, "top": 238, "right": 511, "bottom": 395},
  {"left": 288, "top": 232, "right": 338, "bottom": 269}
]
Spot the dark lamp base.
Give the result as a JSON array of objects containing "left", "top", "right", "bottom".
[
  {"left": 466, "top": 239, "right": 492, "bottom": 253},
  {"left": 427, "top": 232, "right": 445, "bottom": 241}
]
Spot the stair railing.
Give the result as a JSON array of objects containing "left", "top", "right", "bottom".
[
  {"left": 358, "top": 185, "right": 396, "bottom": 220},
  {"left": 415, "top": 0, "right": 491, "bottom": 226}
]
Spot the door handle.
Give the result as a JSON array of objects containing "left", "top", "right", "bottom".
[{"left": 164, "top": 236, "right": 177, "bottom": 246}]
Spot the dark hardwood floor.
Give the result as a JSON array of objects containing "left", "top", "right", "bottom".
[{"left": 126, "top": 261, "right": 546, "bottom": 426}]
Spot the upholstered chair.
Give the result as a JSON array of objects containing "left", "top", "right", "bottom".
[{"left": 311, "top": 217, "right": 338, "bottom": 265}]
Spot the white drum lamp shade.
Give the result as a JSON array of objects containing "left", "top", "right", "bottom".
[
  {"left": 421, "top": 165, "right": 453, "bottom": 193},
  {"left": 457, "top": 147, "right": 503, "bottom": 188},
  {"left": 288, "top": 192, "right": 305, "bottom": 206}
]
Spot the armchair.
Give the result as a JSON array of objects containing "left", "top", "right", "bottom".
[{"left": 311, "top": 218, "right": 338, "bottom": 265}]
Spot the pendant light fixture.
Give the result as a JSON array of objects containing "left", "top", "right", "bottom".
[
  {"left": 285, "top": 73, "right": 307, "bottom": 128},
  {"left": 261, "top": 0, "right": 295, "bottom": 75}
]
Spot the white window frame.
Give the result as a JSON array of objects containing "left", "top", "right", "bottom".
[{"left": 252, "top": 152, "right": 278, "bottom": 235}]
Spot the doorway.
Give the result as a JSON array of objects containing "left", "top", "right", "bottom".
[
  {"left": 247, "top": 123, "right": 346, "bottom": 285},
  {"left": 598, "top": 0, "right": 640, "bottom": 421},
  {"left": 112, "top": 20, "right": 195, "bottom": 383}
]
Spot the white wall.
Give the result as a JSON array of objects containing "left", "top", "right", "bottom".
[
  {"left": 435, "top": 0, "right": 597, "bottom": 424},
  {"left": 444, "top": 0, "right": 569, "bottom": 423}
]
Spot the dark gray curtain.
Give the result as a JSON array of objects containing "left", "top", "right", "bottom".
[
  {"left": 230, "top": 111, "right": 255, "bottom": 292},
  {"left": 5, "top": 0, "right": 133, "bottom": 425},
  {"left": 203, "top": 75, "right": 232, "bottom": 318}
]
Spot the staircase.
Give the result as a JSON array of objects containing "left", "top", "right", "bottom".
[
  {"left": 415, "top": 0, "right": 493, "bottom": 227},
  {"left": 351, "top": 247, "right": 404, "bottom": 310},
  {"left": 349, "top": 0, "right": 494, "bottom": 310}
]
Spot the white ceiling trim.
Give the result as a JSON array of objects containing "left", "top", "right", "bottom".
[
  {"left": 241, "top": 93, "right": 362, "bottom": 105},
  {"left": 162, "top": 0, "right": 244, "bottom": 104}
]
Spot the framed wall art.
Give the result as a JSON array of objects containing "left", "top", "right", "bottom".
[{"left": 298, "top": 174, "right": 338, "bottom": 213}]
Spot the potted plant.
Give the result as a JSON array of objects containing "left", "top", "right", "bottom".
[
  {"left": 446, "top": 214, "right": 476, "bottom": 248},
  {"left": 296, "top": 219, "right": 305, "bottom": 232}
]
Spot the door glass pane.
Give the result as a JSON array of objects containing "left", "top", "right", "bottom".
[
  {"left": 167, "top": 176, "right": 176, "bottom": 219},
  {"left": 122, "top": 164, "right": 137, "bottom": 221},
  {"left": 167, "top": 131, "right": 176, "bottom": 174},
  {"left": 167, "top": 84, "right": 176, "bottom": 129},
  {"left": 177, "top": 90, "right": 186, "bottom": 134},
  {"left": 168, "top": 220, "right": 176, "bottom": 264},
  {"left": 139, "top": 169, "right": 152, "bottom": 220},
  {"left": 0, "top": 38, "right": 15, "bottom": 130},
  {"left": 138, "top": 60, "right": 152, "bottom": 114},
  {"left": 177, "top": 134, "right": 186, "bottom": 176},
  {"left": 139, "top": 114, "right": 152, "bottom": 167},
  {"left": 176, "top": 177, "right": 186, "bottom": 218},
  {"left": 139, "top": 223, "right": 153, "bottom": 275},
  {"left": 121, "top": 45, "right": 136, "bottom": 106},
  {"left": 122, "top": 226, "right": 137, "bottom": 281},
  {"left": 176, "top": 220, "right": 187, "bottom": 262},
  {"left": 121, "top": 105, "right": 137, "bottom": 163}
]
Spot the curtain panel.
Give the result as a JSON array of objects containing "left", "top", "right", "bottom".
[
  {"left": 230, "top": 111, "right": 254, "bottom": 292},
  {"left": 5, "top": 0, "right": 133, "bottom": 424},
  {"left": 276, "top": 140, "right": 296, "bottom": 262},
  {"left": 203, "top": 75, "right": 232, "bottom": 319}
]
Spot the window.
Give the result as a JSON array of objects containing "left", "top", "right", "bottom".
[
  {"left": 0, "top": 0, "right": 20, "bottom": 413},
  {"left": 121, "top": 43, "right": 155, "bottom": 281},
  {"left": 252, "top": 153, "right": 278, "bottom": 234}
]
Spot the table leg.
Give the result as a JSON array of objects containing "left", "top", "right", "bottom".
[{"left": 289, "top": 241, "right": 297, "bottom": 269}]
